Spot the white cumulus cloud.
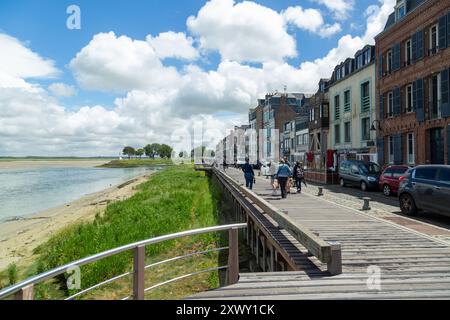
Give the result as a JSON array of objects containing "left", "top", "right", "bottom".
[
  {"left": 69, "top": 32, "right": 180, "bottom": 92},
  {"left": 147, "top": 31, "right": 199, "bottom": 60},
  {"left": 313, "top": 0, "right": 355, "bottom": 20},
  {"left": 283, "top": 6, "right": 342, "bottom": 38},
  {"left": 48, "top": 83, "right": 77, "bottom": 97},
  {"left": 187, "top": 0, "right": 297, "bottom": 63}
]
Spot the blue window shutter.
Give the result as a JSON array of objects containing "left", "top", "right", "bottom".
[
  {"left": 394, "top": 134, "right": 403, "bottom": 165},
  {"left": 393, "top": 43, "right": 401, "bottom": 71},
  {"left": 393, "top": 87, "right": 401, "bottom": 116},
  {"left": 417, "top": 30, "right": 424, "bottom": 60},
  {"left": 379, "top": 94, "right": 384, "bottom": 120},
  {"left": 447, "top": 125, "right": 450, "bottom": 165},
  {"left": 412, "top": 32, "right": 418, "bottom": 62},
  {"left": 447, "top": 12, "right": 450, "bottom": 49},
  {"left": 378, "top": 54, "right": 384, "bottom": 78},
  {"left": 377, "top": 138, "right": 385, "bottom": 166},
  {"left": 414, "top": 79, "right": 425, "bottom": 123},
  {"left": 441, "top": 68, "right": 450, "bottom": 118},
  {"left": 439, "top": 15, "right": 447, "bottom": 50}
]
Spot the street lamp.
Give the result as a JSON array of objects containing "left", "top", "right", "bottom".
[{"left": 370, "top": 120, "right": 382, "bottom": 132}]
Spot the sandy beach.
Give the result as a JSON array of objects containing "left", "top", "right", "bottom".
[{"left": 0, "top": 172, "right": 151, "bottom": 271}]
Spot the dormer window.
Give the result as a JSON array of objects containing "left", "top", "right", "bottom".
[{"left": 395, "top": 1, "right": 406, "bottom": 21}]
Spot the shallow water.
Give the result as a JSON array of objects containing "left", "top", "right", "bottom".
[{"left": 0, "top": 166, "right": 159, "bottom": 221}]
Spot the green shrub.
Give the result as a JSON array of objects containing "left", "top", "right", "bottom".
[{"left": 7, "top": 263, "right": 18, "bottom": 285}]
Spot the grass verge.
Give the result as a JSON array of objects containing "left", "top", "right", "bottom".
[{"left": 99, "top": 159, "right": 173, "bottom": 168}]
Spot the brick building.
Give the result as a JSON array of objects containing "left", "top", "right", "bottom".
[
  {"left": 376, "top": 0, "right": 450, "bottom": 166},
  {"left": 261, "top": 93, "right": 305, "bottom": 161},
  {"left": 248, "top": 99, "right": 265, "bottom": 161},
  {"left": 308, "top": 79, "right": 330, "bottom": 170}
]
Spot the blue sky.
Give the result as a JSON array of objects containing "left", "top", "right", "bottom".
[
  {"left": 0, "top": 0, "right": 395, "bottom": 156},
  {"left": 0, "top": 0, "right": 372, "bottom": 109}
]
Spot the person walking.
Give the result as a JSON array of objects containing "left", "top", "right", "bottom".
[
  {"left": 293, "top": 161, "right": 307, "bottom": 193},
  {"left": 276, "top": 159, "right": 292, "bottom": 199},
  {"left": 241, "top": 158, "right": 255, "bottom": 190}
]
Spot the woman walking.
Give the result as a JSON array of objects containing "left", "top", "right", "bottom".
[{"left": 276, "top": 159, "right": 292, "bottom": 199}]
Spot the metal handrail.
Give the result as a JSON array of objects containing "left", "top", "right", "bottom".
[
  {"left": 65, "top": 246, "right": 230, "bottom": 300},
  {"left": 121, "top": 265, "right": 230, "bottom": 300},
  {"left": 0, "top": 223, "right": 247, "bottom": 300}
]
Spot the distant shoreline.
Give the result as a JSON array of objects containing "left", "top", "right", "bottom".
[{"left": 0, "top": 159, "right": 109, "bottom": 169}]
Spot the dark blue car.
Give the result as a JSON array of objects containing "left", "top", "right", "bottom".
[{"left": 398, "top": 165, "right": 450, "bottom": 217}]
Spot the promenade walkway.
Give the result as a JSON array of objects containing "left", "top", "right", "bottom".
[{"left": 192, "top": 168, "right": 450, "bottom": 299}]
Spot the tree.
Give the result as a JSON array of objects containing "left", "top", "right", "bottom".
[
  {"left": 191, "top": 146, "right": 207, "bottom": 158},
  {"left": 135, "top": 148, "right": 144, "bottom": 159},
  {"left": 158, "top": 144, "right": 173, "bottom": 159},
  {"left": 191, "top": 146, "right": 215, "bottom": 158},
  {"left": 122, "top": 146, "right": 135, "bottom": 159},
  {"left": 144, "top": 143, "right": 160, "bottom": 159}
]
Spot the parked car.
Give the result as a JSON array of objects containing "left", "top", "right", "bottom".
[
  {"left": 378, "top": 165, "right": 411, "bottom": 196},
  {"left": 339, "top": 160, "right": 381, "bottom": 191},
  {"left": 398, "top": 165, "right": 450, "bottom": 217}
]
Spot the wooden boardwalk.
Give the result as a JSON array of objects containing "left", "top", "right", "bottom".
[{"left": 192, "top": 168, "right": 450, "bottom": 299}]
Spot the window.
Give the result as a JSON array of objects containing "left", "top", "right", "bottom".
[
  {"left": 388, "top": 92, "right": 394, "bottom": 117},
  {"left": 383, "top": 168, "right": 393, "bottom": 177},
  {"left": 344, "top": 122, "right": 351, "bottom": 143},
  {"left": 396, "top": 1, "right": 406, "bottom": 21},
  {"left": 357, "top": 54, "right": 363, "bottom": 69},
  {"left": 322, "top": 104, "right": 329, "bottom": 118},
  {"left": 430, "top": 24, "right": 438, "bottom": 55},
  {"left": 388, "top": 136, "right": 394, "bottom": 164},
  {"left": 361, "top": 82, "right": 370, "bottom": 112},
  {"left": 344, "top": 90, "right": 351, "bottom": 113},
  {"left": 407, "top": 133, "right": 415, "bottom": 164},
  {"left": 430, "top": 74, "right": 441, "bottom": 119},
  {"left": 334, "top": 95, "right": 340, "bottom": 120},
  {"left": 439, "top": 168, "right": 450, "bottom": 183},
  {"left": 405, "top": 39, "right": 412, "bottom": 65},
  {"left": 363, "top": 49, "right": 372, "bottom": 65},
  {"left": 392, "top": 168, "right": 408, "bottom": 178},
  {"left": 406, "top": 84, "right": 413, "bottom": 113},
  {"left": 335, "top": 124, "right": 341, "bottom": 144},
  {"left": 387, "top": 50, "right": 393, "bottom": 73},
  {"left": 415, "top": 167, "right": 438, "bottom": 180},
  {"left": 361, "top": 117, "right": 370, "bottom": 141}
]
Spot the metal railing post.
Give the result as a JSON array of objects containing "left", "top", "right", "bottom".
[
  {"left": 227, "top": 229, "right": 239, "bottom": 285},
  {"left": 14, "top": 284, "right": 34, "bottom": 300},
  {"left": 133, "top": 245, "right": 145, "bottom": 300}
]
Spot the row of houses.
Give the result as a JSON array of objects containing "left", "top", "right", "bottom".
[{"left": 216, "top": 0, "right": 450, "bottom": 183}]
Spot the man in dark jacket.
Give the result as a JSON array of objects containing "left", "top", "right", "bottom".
[
  {"left": 242, "top": 158, "right": 255, "bottom": 190},
  {"left": 293, "top": 161, "right": 307, "bottom": 193}
]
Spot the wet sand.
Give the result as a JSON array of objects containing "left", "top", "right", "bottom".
[{"left": 0, "top": 172, "right": 151, "bottom": 271}]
